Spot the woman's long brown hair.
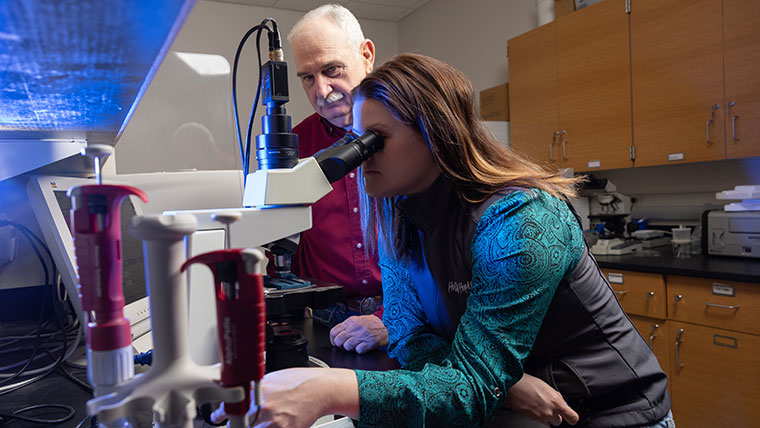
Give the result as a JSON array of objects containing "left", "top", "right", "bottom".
[{"left": 355, "top": 53, "right": 582, "bottom": 262}]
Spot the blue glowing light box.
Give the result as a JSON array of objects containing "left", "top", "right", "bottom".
[{"left": 0, "top": 0, "right": 195, "bottom": 180}]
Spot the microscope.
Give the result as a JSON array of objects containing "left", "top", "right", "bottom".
[
  {"left": 581, "top": 175, "right": 641, "bottom": 255},
  {"left": 77, "top": 17, "right": 383, "bottom": 428}
]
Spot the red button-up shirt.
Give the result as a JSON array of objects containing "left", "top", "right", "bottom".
[{"left": 291, "top": 113, "right": 383, "bottom": 316}]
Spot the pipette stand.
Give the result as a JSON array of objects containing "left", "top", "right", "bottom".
[{"left": 86, "top": 214, "right": 244, "bottom": 428}]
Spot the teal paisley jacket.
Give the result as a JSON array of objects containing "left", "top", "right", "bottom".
[{"left": 355, "top": 189, "right": 584, "bottom": 427}]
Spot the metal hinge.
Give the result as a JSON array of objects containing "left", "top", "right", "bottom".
[
  {"left": 630, "top": 145, "right": 636, "bottom": 160},
  {"left": 626, "top": 0, "right": 631, "bottom": 14}
]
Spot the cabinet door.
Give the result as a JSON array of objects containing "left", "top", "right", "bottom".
[
  {"left": 556, "top": 0, "right": 633, "bottom": 172},
  {"left": 508, "top": 23, "right": 560, "bottom": 170},
  {"left": 668, "top": 321, "right": 760, "bottom": 428},
  {"left": 631, "top": 0, "right": 725, "bottom": 167},
  {"left": 724, "top": 0, "right": 760, "bottom": 159},
  {"left": 629, "top": 315, "right": 670, "bottom": 389}
]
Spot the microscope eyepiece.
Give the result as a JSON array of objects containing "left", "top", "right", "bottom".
[{"left": 314, "top": 130, "right": 384, "bottom": 184}]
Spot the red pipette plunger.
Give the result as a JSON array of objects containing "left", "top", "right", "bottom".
[
  {"left": 68, "top": 144, "right": 148, "bottom": 392},
  {"left": 181, "top": 248, "right": 267, "bottom": 426}
]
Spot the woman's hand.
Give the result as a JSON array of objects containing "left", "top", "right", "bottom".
[
  {"left": 503, "top": 373, "right": 579, "bottom": 426},
  {"left": 211, "top": 367, "right": 359, "bottom": 428}
]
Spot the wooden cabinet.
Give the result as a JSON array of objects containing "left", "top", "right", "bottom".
[
  {"left": 508, "top": 0, "right": 633, "bottom": 172},
  {"left": 631, "top": 0, "right": 760, "bottom": 166},
  {"left": 604, "top": 269, "right": 671, "bottom": 385},
  {"left": 508, "top": 22, "right": 560, "bottom": 171},
  {"left": 668, "top": 321, "right": 760, "bottom": 428},
  {"left": 666, "top": 276, "right": 760, "bottom": 427},
  {"left": 630, "top": 0, "right": 725, "bottom": 167},
  {"left": 602, "top": 269, "right": 667, "bottom": 319},
  {"left": 509, "top": 0, "right": 760, "bottom": 171},
  {"left": 604, "top": 269, "right": 760, "bottom": 426},
  {"left": 556, "top": 0, "right": 632, "bottom": 172},
  {"left": 724, "top": 0, "right": 760, "bottom": 159},
  {"left": 667, "top": 275, "right": 760, "bottom": 337},
  {"left": 629, "top": 315, "right": 670, "bottom": 387}
]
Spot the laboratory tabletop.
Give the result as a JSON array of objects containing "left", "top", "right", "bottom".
[
  {"left": 0, "top": 319, "right": 398, "bottom": 428},
  {"left": 594, "top": 249, "right": 760, "bottom": 284}
]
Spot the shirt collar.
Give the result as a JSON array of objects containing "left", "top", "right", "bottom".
[
  {"left": 396, "top": 174, "right": 459, "bottom": 230},
  {"left": 318, "top": 115, "right": 348, "bottom": 138}
]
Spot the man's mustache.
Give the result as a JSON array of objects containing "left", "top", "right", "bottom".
[{"left": 316, "top": 91, "right": 345, "bottom": 107}]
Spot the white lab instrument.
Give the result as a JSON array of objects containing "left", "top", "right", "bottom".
[
  {"left": 87, "top": 214, "right": 243, "bottom": 428},
  {"left": 590, "top": 238, "right": 643, "bottom": 256},
  {"left": 671, "top": 226, "right": 692, "bottom": 259},
  {"left": 716, "top": 184, "right": 760, "bottom": 212}
]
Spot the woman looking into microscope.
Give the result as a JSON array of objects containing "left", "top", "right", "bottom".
[{"left": 215, "top": 53, "right": 673, "bottom": 428}]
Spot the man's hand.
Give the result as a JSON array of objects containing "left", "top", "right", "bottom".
[
  {"left": 329, "top": 315, "right": 388, "bottom": 354},
  {"left": 503, "top": 373, "right": 579, "bottom": 426}
]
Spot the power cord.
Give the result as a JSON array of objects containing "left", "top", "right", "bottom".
[
  {"left": 0, "top": 220, "right": 85, "bottom": 425},
  {"left": 0, "top": 403, "right": 75, "bottom": 426},
  {"left": 231, "top": 18, "right": 281, "bottom": 184},
  {"left": 0, "top": 220, "right": 69, "bottom": 389}
]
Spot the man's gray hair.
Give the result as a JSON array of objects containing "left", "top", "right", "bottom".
[{"left": 287, "top": 4, "right": 366, "bottom": 53}]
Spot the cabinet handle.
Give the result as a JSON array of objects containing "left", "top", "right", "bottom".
[
  {"left": 561, "top": 130, "right": 568, "bottom": 161},
  {"left": 728, "top": 101, "right": 739, "bottom": 142},
  {"left": 675, "top": 328, "right": 685, "bottom": 369},
  {"left": 613, "top": 290, "right": 628, "bottom": 296},
  {"left": 647, "top": 291, "right": 655, "bottom": 299},
  {"left": 705, "top": 302, "right": 739, "bottom": 310},
  {"left": 706, "top": 104, "right": 719, "bottom": 146},
  {"left": 648, "top": 324, "right": 659, "bottom": 348},
  {"left": 731, "top": 115, "right": 740, "bottom": 142},
  {"left": 550, "top": 131, "right": 559, "bottom": 161}
]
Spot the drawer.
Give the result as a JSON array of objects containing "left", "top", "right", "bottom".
[
  {"left": 667, "top": 275, "right": 760, "bottom": 336},
  {"left": 601, "top": 269, "right": 667, "bottom": 319}
]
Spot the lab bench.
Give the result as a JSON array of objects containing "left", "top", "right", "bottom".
[
  {"left": 0, "top": 319, "right": 398, "bottom": 428},
  {"left": 595, "top": 251, "right": 760, "bottom": 428}
]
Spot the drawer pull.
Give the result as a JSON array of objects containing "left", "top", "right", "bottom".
[
  {"left": 675, "top": 328, "right": 685, "bottom": 369},
  {"left": 614, "top": 290, "right": 628, "bottom": 296},
  {"left": 648, "top": 324, "right": 659, "bottom": 348},
  {"left": 713, "top": 334, "right": 738, "bottom": 349},
  {"left": 705, "top": 302, "right": 739, "bottom": 310},
  {"left": 647, "top": 291, "right": 655, "bottom": 299}
]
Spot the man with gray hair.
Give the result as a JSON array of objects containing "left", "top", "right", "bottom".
[{"left": 286, "top": 4, "right": 387, "bottom": 354}]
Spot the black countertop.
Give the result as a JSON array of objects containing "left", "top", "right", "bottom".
[
  {"left": 293, "top": 319, "right": 400, "bottom": 372},
  {"left": 594, "top": 248, "right": 760, "bottom": 284}
]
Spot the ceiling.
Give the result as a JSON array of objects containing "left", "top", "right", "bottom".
[{"left": 211, "top": 0, "right": 431, "bottom": 22}]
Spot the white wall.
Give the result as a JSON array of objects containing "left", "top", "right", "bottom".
[
  {"left": 398, "top": 0, "right": 537, "bottom": 101},
  {"left": 115, "top": 0, "right": 399, "bottom": 174}
]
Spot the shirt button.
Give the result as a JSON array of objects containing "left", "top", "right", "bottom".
[
  {"left": 362, "top": 279, "right": 368, "bottom": 285},
  {"left": 349, "top": 172, "right": 356, "bottom": 178},
  {"left": 356, "top": 243, "right": 363, "bottom": 249},
  {"left": 494, "top": 387, "right": 502, "bottom": 398},
  {"left": 353, "top": 207, "right": 359, "bottom": 213}
]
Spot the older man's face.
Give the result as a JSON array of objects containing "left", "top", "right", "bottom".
[{"left": 292, "top": 19, "right": 373, "bottom": 128}]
